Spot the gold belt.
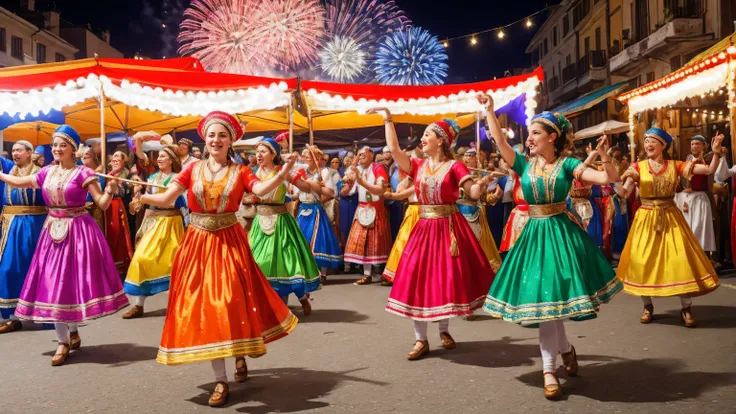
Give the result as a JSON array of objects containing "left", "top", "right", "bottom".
[
  {"left": 528, "top": 202, "right": 568, "bottom": 218},
  {"left": 419, "top": 204, "right": 459, "bottom": 219},
  {"left": 145, "top": 209, "right": 181, "bottom": 218},
  {"left": 189, "top": 212, "right": 238, "bottom": 231},
  {"left": 2, "top": 206, "right": 47, "bottom": 215},
  {"left": 419, "top": 204, "right": 459, "bottom": 257},
  {"left": 640, "top": 198, "right": 675, "bottom": 233},
  {"left": 456, "top": 199, "right": 478, "bottom": 207},
  {"left": 256, "top": 205, "right": 287, "bottom": 216},
  {"left": 47, "top": 206, "right": 88, "bottom": 218}
]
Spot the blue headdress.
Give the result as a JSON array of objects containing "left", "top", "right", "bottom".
[
  {"left": 530, "top": 111, "right": 572, "bottom": 138},
  {"left": 690, "top": 135, "right": 706, "bottom": 144},
  {"left": 644, "top": 127, "right": 672, "bottom": 147},
  {"left": 258, "top": 137, "right": 281, "bottom": 158},
  {"left": 52, "top": 124, "right": 81, "bottom": 150}
]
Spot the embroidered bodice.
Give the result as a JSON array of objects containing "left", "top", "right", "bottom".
[
  {"left": 255, "top": 167, "right": 287, "bottom": 205},
  {"left": 410, "top": 158, "right": 471, "bottom": 205},
  {"left": 173, "top": 161, "right": 258, "bottom": 214},
  {"left": 622, "top": 160, "right": 693, "bottom": 199},
  {"left": 33, "top": 165, "right": 99, "bottom": 208},
  {"left": 511, "top": 153, "right": 584, "bottom": 205},
  {"left": 0, "top": 157, "right": 43, "bottom": 207}
]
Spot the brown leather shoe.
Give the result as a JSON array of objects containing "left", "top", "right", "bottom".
[
  {"left": 380, "top": 278, "right": 393, "bottom": 287},
  {"left": 561, "top": 345, "right": 578, "bottom": 377},
  {"left": 51, "top": 343, "right": 70, "bottom": 366},
  {"left": 69, "top": 331, "right": 81, "bottom": 350},
  {"left": 122, "top": 305, "right": 144, "bottom": 319},
  {"left": 640, "top": 304, "right": 654, "bottom": 324},
  {"left": 439, "top": 332, "right": 456, "bottom": 349},
  {"left": 234, "top": 357, "right": 248, "bottom": 383},
  {"left": 681, "top": 307, "right": 697, "bottom": 328},
  {"left": 543, "top": 372, "right": 562, "bottom": 400},
  {"left": 0, "top": 319, "right": 22, "bottom": 334},
  {"left": 299, "top": 294, "right": 312, "bottom": 316},
  {"left": 354, "top": 275, "right": 372, "bottom": 285},
  {"left": 208, "top": 382, "right": 229, "bottom": 407},
  {"left": 407, "top": 340, "right": 429, "bottom": 361}
]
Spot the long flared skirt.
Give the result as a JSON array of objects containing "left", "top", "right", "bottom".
[
  {"left": 106, "top": 197, "right": 133, "bottom": 275},
  {"left": 15, "top": 214, "right": 128, "bottom": 323},
  {"left": 296, "top": 203, "right": 343, "bottom": 269},
  {"left": 383, "top": 205, "right": 420, "bottom": 281},
  {"left": 157, "top": 224, "right": 297, "bottom": 365},
  {"left": 616, "top": 204, "right": 719, "bottom": 297},
  {"left": 500, "top": 207, "right": 528, "bottom": 252},
  {"left": 124, "top": 214, "right": 184, "bottom": 297},
  {"left": 674, "top": 191, "right": 716, "bottom": 252},
  {"left": 0, "top": 214, "right": 46, "bottom": 319},
  {"left": 483, "top": 213, "right": 622, "bottom": 324},
  {"left": 344, "top": 203, "right": 392, "bottom": 265},
  {"left": 386, "top": 212, "right": 495, "bottom": 321},
  {"left": 249, "top": 212, "right": 321, "bottom": 298}
]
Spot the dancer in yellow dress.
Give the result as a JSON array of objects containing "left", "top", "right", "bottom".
[
  {"left": 382, "top": 171, "right": 419, "bottom": 282},
  {"left": 616, "top": 128, "right": 722, "bottom": 327},
  {"left": 122, "top": 145, "right": 186, "bottom": 319}
]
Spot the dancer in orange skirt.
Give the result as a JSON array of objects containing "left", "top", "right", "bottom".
[{"left": 138, "top": 111, "right": 298, "bottom": 407}]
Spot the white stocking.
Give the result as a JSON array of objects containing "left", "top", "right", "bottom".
[
  {"left": 641, "top": 296, "right": 653, "bottom": 306},
  {"left": 438, "top": 319, "right": 450, "bottom": 334},
  {"left": 363, "top": 264, "right": 372, "bottom": 277},
  {"left": 680, "top": 296, "right": 693, "bottom": 308},
  {"left": 68, "top": 323, "right": 78, "bottom": 333},
  {"left": 554, "top": 320, "right": 571, "bottom": 355},
  {"left": 55, "top": 323, "right": 70, "bottom": 344},
  {"left": 539, "top": 321, "right": 559, "bottom": 373},
  {"left": 211, "top": 359, "right": 227, "bottom": 383},
  {"left": 136, "top": 296, "right": 147, "bottom": 307},
  {"left": 413, "top": 320, "right": 428, "bottom": 341}
]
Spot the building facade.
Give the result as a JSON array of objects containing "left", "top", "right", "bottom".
[
  {"left": 0, "top": 6, "right": 77, "bottom": 68},
  {"left": 528, "top": 0, "right": 735, "bottom": 148}
]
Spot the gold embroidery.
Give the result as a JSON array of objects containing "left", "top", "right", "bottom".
[
  {"left": 528, "top": 201, "right": 567, "bottom": 218},
  {"left": 417, "top": 160, "right": 454, "bottom": 204},
  {"left": 189, "top": 212, "right": 238, "bottom": 231}
]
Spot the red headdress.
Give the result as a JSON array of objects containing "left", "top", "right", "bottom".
[
  {"left": 197, "top": 111, "right": 244, "bottom": 140},
  {"left": 275, "top": 130, "right": 290, "bottom": 149},
  {"left": 427, "top": 118, "right": 460, "bottom": 146}
]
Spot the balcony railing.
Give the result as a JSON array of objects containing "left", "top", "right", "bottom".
[
  {"left": 664, "top": 0, "right": 705, "bottom": 19},
  {"left": 562, "top": 63, "right": 577, "bottom": 84}
]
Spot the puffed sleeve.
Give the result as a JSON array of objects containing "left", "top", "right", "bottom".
[
  {"left": 676, "top": 160, "right": 695, "bottom": 180},
  {"left": 31, "top": 165, "right": 52, "bottom": 189},
  {"left": 80, "top": 166, "right": 100, "bottom": 188},
  {"left": 620, "top": 162, "right": 640, "bottom": 184},
  {"left": 453, "top": 161, "right": 473, "bottom": 188},
  {"left": 409, "top": 157, "right": 423, "bottom": 181},
  {"left": 563, "top": 157, "right": 586, "bottom": 181},
  {"left": 240, "top": 165, "right": 259, "bottom": 192},
  {"left": 511, "top": 152, "right": 529, "bottom": 176},
  {"left": 172, "top": 161, "right": 197, "bottom": 190}
]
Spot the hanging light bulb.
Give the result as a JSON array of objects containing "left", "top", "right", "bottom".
[
  {"left": 497, "top": 30, "right": 505, "bottom": 39},
  {"left": 526, "top": 19, "right": 533, "bottom": 28},
  {"left": 443, "top": 40, "right": 449, "bottom": 48},
  {"left": 470, "top": 37, "right": 478, "bottom": 46}
]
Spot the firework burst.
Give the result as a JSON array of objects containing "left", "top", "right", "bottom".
[
  {"left": 324, "top": 0, "right": 409, "bottom": 45},
  {"left": 318, "top": 36, "right": 368, "bottom": 82},
  {"left": 251, "top": 0, "right": 326, "bottom": 69},
  {"left": 178, "top": 0, "right": 266, "bottom": 74},
  {"left": 374, "top": 26, "right": 448, "bottom": 86}
]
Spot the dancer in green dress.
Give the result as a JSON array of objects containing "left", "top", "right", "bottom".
[
  {"left": 248, "top": 136, "right": 321, "bottom": 315},
  {"left": 478, "top": 94, "right": 623, "bottom": 400}
]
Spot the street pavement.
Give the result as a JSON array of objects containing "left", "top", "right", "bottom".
[{"left": 2, "top": 273, "right": 736, "bottom": 414}]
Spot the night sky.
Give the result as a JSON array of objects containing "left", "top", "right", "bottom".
[{"left": 35, "top": 0, "right": 553, "bottom": 83}]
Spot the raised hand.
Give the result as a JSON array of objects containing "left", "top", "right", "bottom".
[
  {"left": 595, "top": 135, "right": 609, "bottom": 155},
  {"left": 366, "top": 107, "right": 392, "bottom": 120},
  {"left": 711, "top": 133, "right": 725, "bottom": 154},
  {"left": 476, "top": 93, "right": 495, "bottom": 112}
]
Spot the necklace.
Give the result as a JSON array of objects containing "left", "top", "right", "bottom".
[
  {"left": 426, "top": 159, "right": 447, "bottom": 175},
  {"left": 206, "top": 160, "right": 228, "bottom": 184}
]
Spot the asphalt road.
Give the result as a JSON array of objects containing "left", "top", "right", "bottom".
[{"left": 2, "top": 274, "right": 736, "bottom": 414}]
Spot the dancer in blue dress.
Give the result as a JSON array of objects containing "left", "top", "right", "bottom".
[{"left": 0, "top": 141, "right": 47, "bottom": 333}]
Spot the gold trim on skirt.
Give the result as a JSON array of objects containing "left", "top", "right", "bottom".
[
  {"left": 528, "top": 202, "right": 567, "bottom": 218},
  {"left": 255, "top": 204, "right": 287, "bottom": 216}
]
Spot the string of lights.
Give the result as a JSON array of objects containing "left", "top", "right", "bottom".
[{"left": 439, "top": 6, "right": 553, "bottom": 48}]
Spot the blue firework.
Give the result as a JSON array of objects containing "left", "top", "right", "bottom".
[{"left": 373, "top": 26, "right": 448, "bottom": 85}]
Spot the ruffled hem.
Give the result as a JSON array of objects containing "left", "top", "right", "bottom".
[
  {"left": 15, "top": 290, "right": 129, "bottom": 323},
  {"left": 483, "top": 277, "right": 623, "bottom": 323},
  {"left": 385, "top": 296, "right": 486, "bottom": 321},
  {"left": 124, "top": 277, "right": 170, "bottom": 297},
  {"left": 267, "top": 277, "right": 321, "bottom": 297}
]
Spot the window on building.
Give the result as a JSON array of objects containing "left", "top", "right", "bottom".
[
  {"left": 531, "top": 47, "right": 540, "bottom": 66},
  {"left": 584, "top": 37, "right": 590, "bottom": 57},
  {"left": 646, "top": 72, "right": 655, "bottom": 83},
  {"left": 0, "top": 28, "right": 6, "bottom": 53},
  {"left": 670, "top": 55, "right": 682, "bottom": 71},
  {"left": 55, "top": 53, "right": 66, "bottom": 62},
  {"left": 36, "top": 43, "right": 46, "bottom": 64},
  {"left": 566, "top": 55, "right": 572, "bottom": 66},
  {"left": 563, "top": 15, "right": 570, "bottom": 37},
  {"left": 573, "top": 0, "right": 591, "bottom": 27},
  {"left": 11, "top": 36, "right": 23, "bottom": 60},
  {"left": 543, "top": 38, "right": 548, "bottom": 56},
  {"left": 553, "top": 26, "right": 558, "bottom": 47},
  {"left": 595, "top": 27, "right": 601, "bottom": 50}
]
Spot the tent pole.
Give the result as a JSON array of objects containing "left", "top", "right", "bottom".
[
  {"left": 100, "top": 88, "right": 107, "bottom": 173},
  {"left": 475, "top": 112, "right": 481, "bottom": 156},
  {"left": 307, "top": 105, "right": 314, "bottom": 146},
  {"left": 288, "top": 98, "right": 294, "bottom": 154}
]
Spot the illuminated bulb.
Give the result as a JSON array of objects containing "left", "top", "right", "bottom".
[
  {"left": 526, "top": 19, "right": 533, "bottom": 28},
  {"left": 497, "top": 30, "right": 505, "bottom": 39},
  {"left": 443, "top": 41, "right": 449, "bottom": 48},
  {"left": 470, "top": 37, "right": 478, "bottom": 46},
  {"left": 162, "top": 24, "right": 167, "bottom": 28}
]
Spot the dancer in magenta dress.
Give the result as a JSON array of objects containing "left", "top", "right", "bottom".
[
  {"left": 0, "top": 125, "right": 128, "bottom": 366},
  {"left": 370, "top": 108, "right": 495, "bottom": 361}
]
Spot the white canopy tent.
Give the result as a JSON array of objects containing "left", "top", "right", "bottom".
[{"left": 573, "top": 120, "right": 630, "bottom": 141}]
